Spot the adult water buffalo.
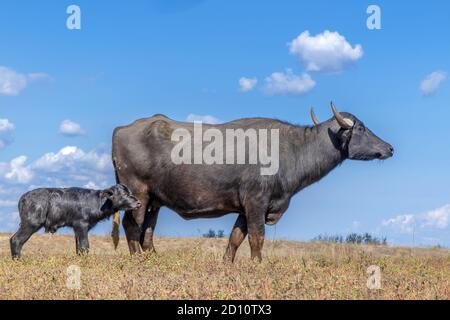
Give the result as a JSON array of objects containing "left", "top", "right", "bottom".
[{"left": 111, "top": 102, "right": 393, "bottom": 262}]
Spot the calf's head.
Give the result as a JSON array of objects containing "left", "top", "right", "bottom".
[
  {"left": 100, "top": 184, "right": 141, "bottom": 212},
  {"left": 311, "top": 102, "right": 394, "bottom": 161}
]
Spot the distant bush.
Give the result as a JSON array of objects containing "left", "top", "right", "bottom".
[
  {"left": 203, "top": 229, "right": 226, "bottom": 238},
  {"left": 313, "top": 234, "right": 344, "bottom": 243},
  {"left": 313, "top": 232, "right": 387, "bottom": 245}
]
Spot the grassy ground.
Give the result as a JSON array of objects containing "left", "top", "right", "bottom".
[{"left": 0, "top": 233, "right": 448, "bottom": 300}]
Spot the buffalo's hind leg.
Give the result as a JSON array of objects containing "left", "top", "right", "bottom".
[
  {"left": 10, "top": 223, "right": 40, "bottom": 259},
  {"left": 140, "top": 204, "right": 160, "bottom": 253},
  {"left": 223, "top": 214, "right": 248, "bottom": 263}
]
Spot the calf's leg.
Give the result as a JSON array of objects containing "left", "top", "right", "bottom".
[
  {"left": 141, "top": 204, "right": 160, "bottom": 253},
  {"left": 10, "top": 224, "right": 40, "bottom": 259},
  {"left": 223, "top": 214, "right": 248, "bottom": 263},
  {"left": 74, "top": 226, "right": 90, "bottom": 255}
]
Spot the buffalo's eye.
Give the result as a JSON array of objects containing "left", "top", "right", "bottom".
[{"left": 357, "top": 126, "right": 364, "bottom": 132}]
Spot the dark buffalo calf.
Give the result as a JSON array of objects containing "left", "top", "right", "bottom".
[{"left": 10, "top": 184, "right": 141, "bottom": 258}]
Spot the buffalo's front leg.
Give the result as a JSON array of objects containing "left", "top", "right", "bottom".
[
  {"left": 141, "top": 205, "right": 160, "bottom": 253},
  {"left": 245, "top": 201, "right": 266, "bottom": 262},
  {"left": 123, "top": 211, "right": 143, "bottom": 254},
  {"left": 223, "top": 214, "right": 247, "bottom": 263}
]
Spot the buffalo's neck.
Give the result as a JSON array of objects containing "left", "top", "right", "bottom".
[{"left": 287, "top": 122, "right": 345, "bottom": 193}]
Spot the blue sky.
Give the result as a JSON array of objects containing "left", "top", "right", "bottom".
[{"left": 0, "top": 0, "right": 449, "bottom": 246}]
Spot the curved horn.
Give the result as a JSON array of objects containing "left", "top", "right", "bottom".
[
  {"left": 310, "top": 108, "right": 320, "bottom": 126},
  {"left": 331, "top": 101, "right": 354, "bottom": 129}
]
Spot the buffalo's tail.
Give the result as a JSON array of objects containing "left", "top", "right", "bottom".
[
  {"left": 111, "top": 211, "right": 120, "bottom": 250},
  {"left": 111, "top": 155, "right": 121, "bottom": 250}
]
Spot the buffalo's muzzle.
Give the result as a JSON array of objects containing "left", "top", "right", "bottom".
[{"left": 379, "top": 144, "right": 394, "bottom": 159}]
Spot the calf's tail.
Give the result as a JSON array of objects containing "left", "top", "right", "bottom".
[{"left": 111, "top": 211, "right": 120, "bottom": 250}]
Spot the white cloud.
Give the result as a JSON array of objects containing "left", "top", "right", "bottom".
[
  {"left": 239, "top": 77, "right": 258, "bottom": 92},
  {"left": 59, "top": 119, "right": 85, "bottom": 136},
  {"left": 382, "top": 204, "right": 450, "bottom": 235},
  {"left": 420, "top": 71, "right": 447, "bottom": 96},
  {"left": 264, "top": 69, "right": 315, "bottom": 95},
  {"left": 33, "top": 146, "right": 111, "bottom": 173},
  {"left": 288, "top": 30, "right": 363, "bottom": 73},
  {"left": 0, "top": 67, "right": 26, "bottom": 96},
  {"left": 1, "top": 146, "right": 112, "bottom": 185},
  {"left": 0, "top": 118, "right": 14, "bottom": 131},
  {"left": 84, "top": 181, "right": 101, "bottom": 189},
  {"left": 0, "top": 66, "right": 50, "bottom": 96},
  {"left": 0, "top": 118, "right": 14, "bottom": 149},
  {"left": 382, "top": 214, "right": 415, "bottom": 234},
  {"left": 422, "top": 204, "right": 450, "bottom": 229},
  {"left": 186, "top": 114, "right": 221, "bottom": 124},
  {"left": 3, "top": 156, "right": 34, "bottom": 184}
]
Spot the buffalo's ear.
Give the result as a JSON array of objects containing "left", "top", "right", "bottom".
[
  {"left": 100, "top": 189, "right": 114, "bottom": 199},
  {"left": 340, "top": 129, "right": 352, "bottom": 150}
]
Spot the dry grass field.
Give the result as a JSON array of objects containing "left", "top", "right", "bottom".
[{"left": 0, "top": 233, "right": 448, "bottom": 300}]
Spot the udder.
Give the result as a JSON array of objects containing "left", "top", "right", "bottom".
[
  {"left": 265, "top": 212, "right": 284, "bottom": 225},
  {"left": 265, "top": 196, "right": 290, "bottom": 225}
]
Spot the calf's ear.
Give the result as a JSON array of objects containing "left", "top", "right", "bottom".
[{"left": 100, "top": 189, "right": 114, "bottom": 198}]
